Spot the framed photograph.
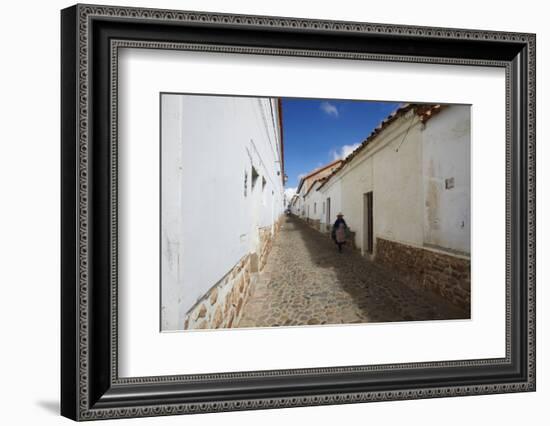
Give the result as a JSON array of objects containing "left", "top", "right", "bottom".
[{"left": 61, "top": 4, "right": 536, "bottom": 421}]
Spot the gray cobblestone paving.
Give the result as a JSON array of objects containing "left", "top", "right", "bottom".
[{"left": 236, "top": 215, "right": 468, "bottom": 328}]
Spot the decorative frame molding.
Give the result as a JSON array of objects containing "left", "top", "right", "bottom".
[{"left": 61, "top": 3, "right": 535, "bottom": 421}]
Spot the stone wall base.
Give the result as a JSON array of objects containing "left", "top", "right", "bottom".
[
  {"left": 184, "top": 255, "right": 254, "bottom": 330},
  {"left": 259, "top": 224, "right": 277, "bottom": 271},
  {"left": 184, "top": 218, "right": 281, "bottom": 330},
  {"left": 376, "top": 238, "right": 470, "bottom": 312}
]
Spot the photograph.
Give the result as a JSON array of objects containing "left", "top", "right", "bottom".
[
  {"left": 160, "top": 94, "right": 471, "bottom": 331},
  {"left": 58, "top": 3, "right": 536, "bottom": 420}
]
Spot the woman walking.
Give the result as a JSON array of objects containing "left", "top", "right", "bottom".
[{"left": 332, "top": 213, "right": 348, "bottom": 253}]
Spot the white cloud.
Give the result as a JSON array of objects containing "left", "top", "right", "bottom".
[
  {"left": 297, "top": 172, "right": 307, "bottom": 180},
  {"left": 284, "top": 187, "right": 297, "bottom": 200},
  {"left": 331, "top": 143, "right": 361, "bottom": 161},
  {"left": 320, "top": 101, "right": 339, "bottom": 118}
]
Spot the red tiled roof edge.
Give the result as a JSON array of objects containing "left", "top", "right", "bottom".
[
  {"left": 303, "top": 176, "right": 328, "bottom": 198},
  {"left": 317, "top": 103, "right": 446, "bottom": 190},
  {"left": 296, "top": 158, "right": 343, "bottom": 193}
]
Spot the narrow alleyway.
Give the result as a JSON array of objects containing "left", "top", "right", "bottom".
[{"left": 236, "top": 215, "right": 467, "bottom": 328}]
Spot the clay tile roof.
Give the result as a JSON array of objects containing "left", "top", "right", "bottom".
[
  {"left": 415, "top": 103, "right": 444, "bottom": 123},
  {"left": 317, "top": 103, "right": 445, "bottom": 190},
  {"left": 301, "top": 159, "right": 342, "bottom": 181},
  {"left": 296, "top": 159, "right": 343, "bottom": 193}
]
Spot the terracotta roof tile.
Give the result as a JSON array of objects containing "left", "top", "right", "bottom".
[
  {"left": 303, "top": 176, "right": 328, "bottom": 198},
  {"left": 296, "top": 159, "right": 343, "bottom": 193}
]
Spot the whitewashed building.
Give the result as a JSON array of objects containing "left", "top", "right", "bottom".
[
  {"left": 289, "top": 194, "right": 300, "bottom": 215},
  {"left": 317, "top": 104, "right": 471, "bottom": 310},
  {"left": 293, "top": 159, "right": 342, "bottom": 223},
  {"left": 302, "top": 179, "right": 326, "bottom": 231},
  {"left": 161, "top": 94, "right": 285, "bottom": 331},
  {"left": 318, "top": 176, "right": 342, "bottom": 233}
]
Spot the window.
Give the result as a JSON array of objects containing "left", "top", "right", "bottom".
[
  {"left": 244, "top": 171, "right": 248, "bottom": 197},
  {"left": 314, "top": 202, "right": 317, "bottom": 214},
  {"left": 251, "top": 166, "right": 259, "bottom": 190},
  {"left": 262, "top": 176, "right": 267, "bottom": 191}
]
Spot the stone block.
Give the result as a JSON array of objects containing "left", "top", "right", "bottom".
[
  {"left": 249, "top": 252, "right": 259, "bottom": 272},
  {"left": 224, "top": 298, "right": 231, "bottom": 315},
  {"left": 213, "top": 306, "right": 223, "bottom": 328},
  {"left": 231, "top": 286, "right": 240, "bottom": 306},
  {"left": 196, "top": 303, "right": 207, "bottom": 319},
  {"left": 236, "top": 298, "right": 243, "bottom": 316},
  {"left": 376, "top": 237, "right": 470, "bottom": 311},
  {"left": 195, "top": 320, "right": 208, "bottom": 329},
  {"left": 209, "top": 288, "right": 218, "bottom": 305}
]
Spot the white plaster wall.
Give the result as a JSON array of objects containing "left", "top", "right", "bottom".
[
  {"left": 303, "top": 181, "right": 324, "bottom": 222},
  {"left": 160, "top": 96, "right": 186, "bottom": 330},
  {"left": 333, "top": 113, "right": 424, "bottom": 252},
  {"left": 289, "top": 196, "right": 301, "bottom": 215},
  {"left": 294, "top": 196, "right": 303, "bottom": 216},
  {"left": 319, "top": 179, "right": 342, "bottom": 228},
  {"left": 318, "top": 107, "right": 470, "bottom": 256},
  {"left": 422, "top": 105, "right": 471, "bottom": 254},
  {"left": 372, "top": 115, "right": 425, "bottom": 249},
  {"left": 296, "top": 187, "right": 308, "bottom": 217},
  {"left": 290, "top": 199, "right": 298, "bottom": 215},
  {"left": 339, "top": 155, "right": 374, "bottom": 249},
  {"left": 161, "top": 94, "right": 284, "bottom": 330},
  {"left": 303, "top": 193, "right": 311, "bottom": 219}
]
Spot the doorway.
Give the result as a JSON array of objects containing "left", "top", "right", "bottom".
[{"left": 363, "top": 192, "right": 373, "bottom": 254}]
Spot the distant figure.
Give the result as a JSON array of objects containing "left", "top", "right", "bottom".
[{"left": 332, "top": 213, "right": 348, "bottom": 253}]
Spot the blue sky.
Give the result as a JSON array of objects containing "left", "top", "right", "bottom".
[{"left": 281, "top": 98, "right": 401, "bottom": 197}]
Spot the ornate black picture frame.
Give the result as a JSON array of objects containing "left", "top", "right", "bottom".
[{"left": 61, "top": 3, "right": 536, "bottom": 421}]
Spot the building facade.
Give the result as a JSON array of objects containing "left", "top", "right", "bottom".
[
  {"left": 316, "top": 104, "right": 471, "bottom": 310},
  {"left": 302, "top": 179, "right": 327, "bottom": 231},
  {"left": 288, "top": 194, "right": 300, "bottom": 215},
  {"left": 293, "top": 159, "right": 342, "bottom": 220},
  {"left": 161, "top": 94, "right": 285, "bottom": 331}
]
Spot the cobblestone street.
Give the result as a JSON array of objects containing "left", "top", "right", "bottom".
[{"left": 236, "top": 215, "right": 467, "bottom": 328}]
